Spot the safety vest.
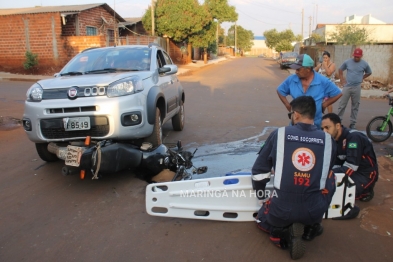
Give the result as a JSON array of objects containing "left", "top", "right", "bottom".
[{"left": 273, "top": 125, "right": 333, "bottom": 194}]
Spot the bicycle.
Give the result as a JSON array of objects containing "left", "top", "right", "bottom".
[{"left": 366, "top": 94, "right": 393, "bottom": 142}]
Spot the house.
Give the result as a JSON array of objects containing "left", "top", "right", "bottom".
[
  {"left": 247, "top": 36, "right": 275, "bottom": 57},
  {"left": 309, "top": 14, "right": 393, "bottom": 45},
  {"left": 0, "top": 4, "right": 169, "bottom": 73}
]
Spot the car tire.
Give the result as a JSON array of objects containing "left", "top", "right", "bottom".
[
  {"left": 280, "top": 64, "right": 284, "bottom": 70},
  {"left": 172, "top": 100, "right": 184, "bottom": 131},
  {"left": 144, "top": 107, "right": 162, "bottom": 147},
  {"left": 35, "top": 143, "right": 59, "bottom": 162}
]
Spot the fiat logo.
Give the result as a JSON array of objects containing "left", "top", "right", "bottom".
[{"left": 68, "top": 87, "right": 78, "bottom": 99}]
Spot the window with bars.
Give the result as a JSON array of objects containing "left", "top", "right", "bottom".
[{"left": 86, "top": 26, "right": 97, "bottom": 36}]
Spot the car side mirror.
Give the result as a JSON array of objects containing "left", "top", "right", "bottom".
[
  {"left": 54, "top": 73, "right": 60, "bottom": 77},
  {"left": 158, "top": 67, "right": 171, "bottom": 74}
]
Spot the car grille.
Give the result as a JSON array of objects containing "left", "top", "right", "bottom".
[
  {"left": 48, "top": 106, "right": 97, "bottom": 114},
  {"left": 43, "top": 86, "right": 106, "bottom": 100},
  {"left": 40, "top": 116, "right": 109, "bottom": 139}
]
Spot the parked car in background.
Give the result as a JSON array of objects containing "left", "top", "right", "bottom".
[
  {"left": 278, "top": 52, "right": 298, "bottom": 69},
  {"left": 23, "top": 43, "right": 185, "bottom": 162}
]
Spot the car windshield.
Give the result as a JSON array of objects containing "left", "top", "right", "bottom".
[
  {"left": 60, "top": 47, "right": 152, "bottom": 75},
  {"left": 282, "top": 52, "right": 298, "bottom": 58}
]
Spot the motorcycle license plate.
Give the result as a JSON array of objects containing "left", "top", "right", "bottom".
[
  {"left": 65, "top": 145, "right": 84, "bottom": 167},
  {"left": 64, "top": 117, "right": 90, "bottom": 131}
]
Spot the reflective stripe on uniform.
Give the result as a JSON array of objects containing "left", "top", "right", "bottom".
[
  {"left": 320, "top": 132, "right": 332, "bottom": 189},
  {"left": 343, "top": 161, "right": 359, "bottom": 171},
  {"left": 274, "top": 127, "right": 285, "bottom": 189},
  {"left": 252, "top": 172, "right": 271, "bottom": 181}
]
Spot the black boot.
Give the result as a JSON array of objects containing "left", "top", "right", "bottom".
[
  {"left": 359, "top": 187, "right": 374, "bottom": 202},
  {"left": 289, "top": 223, "right": 306, "bottom": 260},
  {"left": 302, "top": 223, "right": 323, "bottom": 241}
]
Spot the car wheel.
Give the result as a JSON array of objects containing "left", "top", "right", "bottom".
[
  {"left": 35, "top": 143, "right": 59, "bottom": 162},
  {"left": 172, "top": 100, "right": 184, "bottom": 131},
  {"left": 145, "top": 107, "right": 162, "bottom": 147},
  {"left": 280, "top": 64, "right": 284, "bottom": 70}
]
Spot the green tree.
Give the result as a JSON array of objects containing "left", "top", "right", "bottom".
[
  {"left": 328, "top": 25, "right": 371, "bottom": 45},
  {"left": 264, "top": 29, "right": 298, "bottom": 52},
  {"left": 204, "top": 0, "right": 238, "bottom": 22},
  {"left": 142, "top": 0, "right": 211, "bottom": 42},
  {"left": 226, "top": 25, "right": 254, "bottom": 52}
]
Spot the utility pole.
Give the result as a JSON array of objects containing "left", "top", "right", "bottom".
[
  {"left": 113, "top": 0, "right": 117, "bottom": 46},
  {"left": 309, "top": 16, "right": 312, "bottom": 37},
  {"left": 151, "top": 0, "right": 155, "bottom": 36},
  {"left": 301, "top": 9, "right": 304, "bottom": 40},
  {"left": 316, "top": 4, "right": 318, "bottom": 26},
  {"left": 235, "top": 22, "right": 237, "bottom": 56},
  {"left": 216, "top": 20, "right": 219, "bottom": 56}
]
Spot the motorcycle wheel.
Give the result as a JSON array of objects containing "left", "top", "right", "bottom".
[
  {"left": 366, "top": 116, "right": 392, "bottom": 142},
  {"left": 35, "top": 143, "right": 59, "bottom": 162}
]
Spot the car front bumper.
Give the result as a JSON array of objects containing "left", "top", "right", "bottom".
[{"left": 23, "top": 94, "right": 153, "bottom": 143}]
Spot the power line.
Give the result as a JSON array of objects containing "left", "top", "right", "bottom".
[
  {"left": 237, "top": 0, "right": 299, "bottom": 15},
  {"left": 237, "top": 8, "right": 297, "bottom": 26}
]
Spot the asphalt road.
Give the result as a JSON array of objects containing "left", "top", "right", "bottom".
[{"left": 0, "top": 57, "right": 392, "bottom": 261}]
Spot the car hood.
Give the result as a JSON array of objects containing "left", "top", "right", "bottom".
[{"left": 37, "top": 71, "right": 153, "bottom": 89}]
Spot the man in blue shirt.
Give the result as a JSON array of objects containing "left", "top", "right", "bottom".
[
  {"left": 338, "top": 48, "right": 372, "bottom": 129},
  {"left": 277, "top": 54, "right": 342, "bottom": 129}
]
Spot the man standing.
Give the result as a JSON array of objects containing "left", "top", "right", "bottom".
[
  {"left": 252, "top": 96, "right": 337, "bottom": 259},
  {"left": 321, "top": 113, "right": 378, "bottom": 201},
  {"left": 277, "top": 54, "right": 342, "bottom": 129},
  {"left": 337, "top": 48, "right": 372, "bottom": 129}
]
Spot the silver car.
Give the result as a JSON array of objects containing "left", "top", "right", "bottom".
[{"left": 23, "top": 44, "right": 185, "bottom": 162}]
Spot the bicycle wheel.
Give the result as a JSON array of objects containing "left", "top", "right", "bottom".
[{"left": 366, "top": 116, "right": 393, "bottom": 142}]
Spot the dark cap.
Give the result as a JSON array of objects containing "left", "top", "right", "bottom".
[{"left": 289, "top": 54, "right": 315, "bottom": 70}]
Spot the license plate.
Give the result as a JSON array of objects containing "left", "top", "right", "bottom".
[
  {"left": 64, "top": 117, "right": 90, "bottom": 131},
  {"left": 65, "top": 145, "right": 84, "bottom": 167}
]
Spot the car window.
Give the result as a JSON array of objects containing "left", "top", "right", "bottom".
[
  {"left": 162, "top": 51, "right": 173, "bottom": 65},
  {"left": 282, "top": 52, "right": 298, "bottom": 58},
  {"left": 156, "top": 50, "right": 166, "bottom": 68},
  {"left": 61, "top": 47, "right": 151, "bottom": 73}
]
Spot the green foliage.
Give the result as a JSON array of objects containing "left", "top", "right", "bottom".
[
  {"left": 204, "top": 0, "right": 238, "bottom": 22},
  {"left": 226, "top": 25, "right": 254, "bottom": 52},
  {"left": 310, "top": 33, "right": 324, "bottom": 43},
  {"left": 263, "top": 29, "right": 298, "bottom": 52},
  {"left": 142, "top": 0, "right": 211, "bottom": 42},
  {"left": 188, "top": 20, "right": 216, "bottom": 48},
  {"left": 23, "top": 51, "right": 38, "bottom": 70},
  {"left": 328, "top": 25, "right": 371, "bottom": 45}
]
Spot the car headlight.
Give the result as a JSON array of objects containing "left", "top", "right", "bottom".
[
  {"left": 107, "top": 76, "right": 144, "bottom": 98},
  {"left": 26, "top": 83, "right": 43, "bottom": 102}
]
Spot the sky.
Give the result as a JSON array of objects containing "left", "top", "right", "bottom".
[{"left": 1, "top": 0, "right": 392, "bottom": 38}]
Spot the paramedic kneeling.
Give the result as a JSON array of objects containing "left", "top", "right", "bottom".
[
  {"left": 252, "top": 96, "right": 337, "bottom": 260},
  {"left": 321, "top": 113, "right": 378, "bottom": 201}
]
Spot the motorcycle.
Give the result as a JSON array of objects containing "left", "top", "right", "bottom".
[{"left": 58, "top": 138, "right": 208, "bottom": 181}]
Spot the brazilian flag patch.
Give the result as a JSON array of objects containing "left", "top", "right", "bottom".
[{"left": 348, "top": 142, "right": 357, "bottom": 149}]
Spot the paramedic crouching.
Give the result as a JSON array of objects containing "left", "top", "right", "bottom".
[{"left": 251, "top": 96, "right": 337, "bottom": 260}]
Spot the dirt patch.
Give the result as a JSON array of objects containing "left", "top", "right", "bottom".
[
  {"left": 0, "top": 116, "right": 22, "bottom": 131},
  {"left": 359, "top": 156, "right": 393, "bottom": 237},
  {"left": 0, "top": 65, "right": 63, "bottom": 76}
]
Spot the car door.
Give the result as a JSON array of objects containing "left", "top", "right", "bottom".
[{"left": 156, "top": 49, "right": 178, "bottom": 118}]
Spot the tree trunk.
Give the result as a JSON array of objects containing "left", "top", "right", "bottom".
[{"left": 204, "top": 48, "right": 207, "bottom": 64}]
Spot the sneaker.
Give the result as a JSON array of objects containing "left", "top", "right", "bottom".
[
  {"left": 349, "top": 124, "right": 356, "bottom": 129},
  {"left": 289, "top": 223, "right": 306, "bottom": 260},
  {"left": 359, "top": 187, "right": 374, "bottom": 202},
  {"left": 302, "top": 223, "right": 323, "bottom": 241}
]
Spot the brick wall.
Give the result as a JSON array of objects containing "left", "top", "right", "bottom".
[
  {"left": 303, "top": 44, "right": 393, "bottom": 84},
  {"left": 0, "top": 12, "right": 64, "bottom": 69}
]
